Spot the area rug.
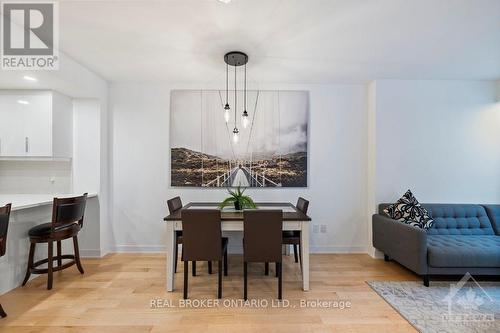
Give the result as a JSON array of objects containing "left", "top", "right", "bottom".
[{"left": 367, "top": 279, "right": 500, "bottom": 333}]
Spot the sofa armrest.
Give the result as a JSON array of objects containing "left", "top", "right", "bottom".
[{"left": 372, "top": 214, "right": 428, "bottom": 274}]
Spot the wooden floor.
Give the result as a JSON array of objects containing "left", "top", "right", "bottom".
[{"left": 0, "top": 253, "right": 419, "bottom": 333}]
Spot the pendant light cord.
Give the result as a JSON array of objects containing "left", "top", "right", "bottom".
[
  {"left": 234, "top": 63, "right": 237, "bottom": 128},
  {"left": 226, "top": 62, "right": 228, "bottom": 104},
  {"left": 244, "top": 62, "right": 247, "bottom": 111}
]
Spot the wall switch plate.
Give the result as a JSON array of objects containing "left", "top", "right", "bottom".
[
  {"left": 320, "top": 225, "right": 327, "bottom": 233},
  {"left": 313, "top": 224, "right": 319, "bottom": 233}
]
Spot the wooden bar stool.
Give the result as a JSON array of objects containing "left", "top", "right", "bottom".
[
  {"left": 244, "top": 210, "right": 283, "bottom": 300},
  {"left": 181, "top": 209, "right": 228, "bottom": 299},
  {"left": 22, "top": 194, "right": 87, "bottom": 290},
  {"left": 0, "top": 203, "right": 12, "bottom": 318},
  {"left": 167, "top": 197, "right": 213, "bottom": 276}
]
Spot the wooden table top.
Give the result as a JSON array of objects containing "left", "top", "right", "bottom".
[{"left": 164, "top": 202, "right": 311, "bottom": 221}]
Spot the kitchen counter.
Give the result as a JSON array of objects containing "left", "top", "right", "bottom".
[{"left": 0, "top": 193, "right": 97, "bottom": 211}]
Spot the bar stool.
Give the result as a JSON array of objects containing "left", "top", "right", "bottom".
[
  {"left": 181, "top": 209, "right": 228, "bottom": 299},
  {"left": 0, "top": 203, "right": 11, "bottom": 318},
  {"left": 244, "top": 209, "right": 283, "bottom": 300},
  {"left": 167, "top": 196, "right": 213, "bottom": 275},
  {"left": 22, "top": 194, "right": 87, "bottom": 290}
]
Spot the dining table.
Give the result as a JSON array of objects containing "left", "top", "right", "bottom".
[{"left": 163, "top": 202, "right": 312, "bottom": 292}]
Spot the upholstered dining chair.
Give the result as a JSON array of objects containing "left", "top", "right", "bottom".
[
  {"left": 265, "top": 197, "right": 309, "bottom": 277},
  {"left": 167, "top": 196, "right": 213, "bottom": 276},
  {"left": 0, "top": 203, "right": 11, "bottom": 318},
  {"left": 22, "top": 194, "right": 87, "bottom": 290},
  {"left": 181, "top": 209, "right": 228, "bottom": 299},
  {"left": 244, "top": 210, "right": 283, "bottom": 300},
  {"left": 282, "top": 197, "right": 309, "bottom": 272}
]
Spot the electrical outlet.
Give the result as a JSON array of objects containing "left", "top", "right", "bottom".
[
  {"left": 320, "top": 225, "right": 327, "bottom": 233},
  {"left": 312, "top": 224, "right": 319, "bottom": 233}
]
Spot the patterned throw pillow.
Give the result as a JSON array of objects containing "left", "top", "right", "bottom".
[{"left": 383, "top": 190, "right": 434, "bottom": 230}]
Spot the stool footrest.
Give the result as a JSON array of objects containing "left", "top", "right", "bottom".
[{"left": 31, "top": 255, "right": 76, "bottom": 274}]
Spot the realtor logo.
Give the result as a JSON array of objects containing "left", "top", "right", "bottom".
[
  {"left": 442, "top": 272, "right": 495, "bottom": 328},
  {"left": 1, "top": 1, "right": 59, "bottom": 70}
]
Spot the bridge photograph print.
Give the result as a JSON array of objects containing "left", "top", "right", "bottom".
[{"left": 170, "top": 90, "right": 309, "bottom": 187}]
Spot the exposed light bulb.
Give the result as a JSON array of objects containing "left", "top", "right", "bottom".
[
  {"left": 224, "top": 104, "right": 230, "bottom": 123},
  {"left": 233, "top": 127, "right": 239, "bottom": 143},
  {"left": 242, "top": 110, "right": 249, "bottom": 129}
]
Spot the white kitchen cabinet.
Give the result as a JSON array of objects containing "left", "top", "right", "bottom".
[{"left": 0, "top": 90, "right": 73, "bottom": 158}]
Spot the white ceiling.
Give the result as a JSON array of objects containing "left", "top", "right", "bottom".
[{"left": 58, "top": 0, "right": 500, "bottom": 83}]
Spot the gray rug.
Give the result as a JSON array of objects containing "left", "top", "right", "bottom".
[{"left": 368, "top": 279, "right": 500, "bottom": 333}]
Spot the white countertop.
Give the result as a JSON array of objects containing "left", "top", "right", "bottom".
[{"left": 0, "top": 193, "right": 97, "bottom": 211}]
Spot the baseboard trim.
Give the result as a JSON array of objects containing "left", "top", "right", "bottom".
[
  {"left": 80, "top": 249, "right": 103, "bottom": 258},
  {"left": 111, "top": 245, "right": 369, "bottom": 254}
]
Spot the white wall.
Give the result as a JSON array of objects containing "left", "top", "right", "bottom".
[
  {"left": 109, "top": 83, "right": 369, "bottom": 253},
  {"left": 373, "top": 80, "right": 500, "bottom": 204}
]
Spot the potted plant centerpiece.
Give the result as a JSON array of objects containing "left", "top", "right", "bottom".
[{"left": 219, "top": 186, "right": 257, "bottom": 211}]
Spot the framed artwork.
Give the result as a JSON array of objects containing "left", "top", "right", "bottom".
[{"left": 170, "top": 90, "right": 308, "bottom": 187}]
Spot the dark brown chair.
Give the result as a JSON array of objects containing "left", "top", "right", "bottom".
[
  {"left": 282, "top": 197, "right": 309, "bottom": 271},
  {"left": 244, "top": 210, "right": 283, "bottom": 300},
  {"left": 0, "top": 203, "right": 11, "bottom": 318},
  {"left": 181, "top": 209, "right": 228, "bottom": 299},
  {"left": 22, "top": 194, "right": 87, "bottom": 290},
  {"left": 265, "top": 197, "right": 309, "bottom": 276},
  {"left": 167, "top": 197, "right": 213, "bottom": 276}
]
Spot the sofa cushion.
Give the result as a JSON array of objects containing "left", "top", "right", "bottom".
[
  {"left": 383, "top": 190, "right": 434, "bottom": 230},
  {"left": 482, "top": 205, "right": 500, "bottom": 235},
  {"left": 423, "top": 204, "right": 494, "bottom": 235},
  {"left": 427, "top": 235, "right": 500, "bottom": 267}
]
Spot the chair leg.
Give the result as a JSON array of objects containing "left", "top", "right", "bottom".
[
  {"left": 73, "top": 236, "right": 84, "bottom": 274},
  {"left": 423, "top": 275, "right": 430, "bottom": 287},
  {"left": 208, "top": 261, "right": 212, "bottom": 274},
  {"left": 275, "top": 262, "right": 279, "bottom": 277},
  {"left": 223, "top": 249, "right": 228, "bottom": 276},
  {"left": 57, "top": 240, "right": 62, "bottom": 267},
  {"left": 183, "top": 261, "right": 188, "bottom": 299},
  {"left": 278, "top": 262, "right": 282, "bottom": 300},
  {"left": 22, "top": 242, "right": 35, "bottom": 286},
  {"left": 265, "top": 262, "right": 269, "bottom": 275},
  {"left": 174, "top": 242, "right": 179, "bottom": 273},
  {"left": 298, "top": 244, "right": 303, "bottom": 273},
  {"left": 293, "top": 244, "right": 298, "bottom": 263},
  {"left": 243, "top": 261, "right": 248, "bottom": 300},
  {"left": 47, "top": 241, "right": 53, "bottom": 290},
  {"left": 0, "top": 303, "right": 6, "bottom": 318},
  {"left": 192, "top": 261, "right": 196, "bottom": 276},
  {"left": 218, "top": 260, "right": 222, "bottom": 299}
]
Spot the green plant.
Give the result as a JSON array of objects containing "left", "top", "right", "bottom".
[{"left": 219, "top": 186, "right": 257, "bottom": 210}]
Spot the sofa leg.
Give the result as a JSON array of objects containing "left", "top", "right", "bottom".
[
  {"left": 423, "top": 275, "right": 429, "bottom": 287},
  {"left": 383, "top": 254, "right": 390, "bottom": 262}
]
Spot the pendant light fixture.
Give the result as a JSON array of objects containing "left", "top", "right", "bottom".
[
  {"left": 242, "top": 62, "right": 249, "bottom": 129},
  {"left": 224, "top": 62, "right": 230, "bottom": 123},
  {"left": 224, "top": 51, "right": 248, "bottom": 144}
]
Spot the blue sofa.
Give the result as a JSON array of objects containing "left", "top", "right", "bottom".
[{"left": 372, "top": 203, "right": 500, "bottom": 286}]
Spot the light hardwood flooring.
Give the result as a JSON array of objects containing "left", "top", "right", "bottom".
[{"left": 0, "top": 253, "right": 419, "bottom": 333}]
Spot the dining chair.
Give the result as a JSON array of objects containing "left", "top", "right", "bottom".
[
  {"left": 243, "top": 210, "right": 283, "bottom": 300},
  {"left": 281, "top": 197, "right": 309, "bottom": 272},
  {"left": 181, "top": 209, "right": 228, "bottom": 299},
  {"left": 167, "top": 197, "right": 213, "bottom": 276},
  {"left": 0, "top": 203, "right": 11, "bottom": 318},
  {"left": 22, "top": 194, "right": 87, "bottom": 290},
  {"left": 265, "top": 197, "right": 309, "bottom": 276}
]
